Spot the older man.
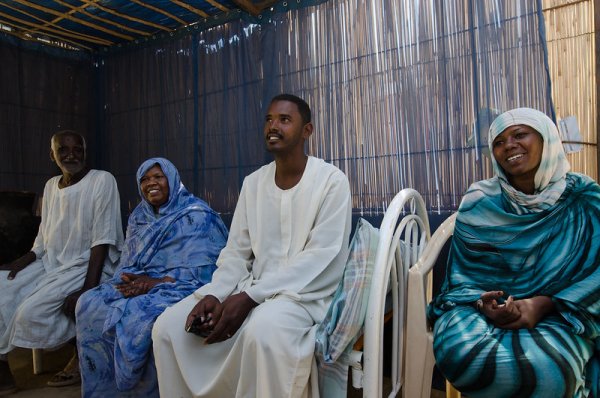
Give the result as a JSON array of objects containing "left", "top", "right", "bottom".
[
  {"left": 153, "top": 94, "right": 352, "bottom": 397},
  {"left": 0, "top": 130, "right": 123, "bottom": 395}
]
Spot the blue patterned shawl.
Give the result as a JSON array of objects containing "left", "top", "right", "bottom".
[
  {"left": 118, "top": 157, "right": 227, "bottom": 281},
  {"left": 83, "top": 157, "right": 227, "bottom": 391},
  {"left": 429, "top": 109, "right": 600, "bottom": 340}
]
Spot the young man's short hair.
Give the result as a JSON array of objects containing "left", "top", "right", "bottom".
[{"left": 270, "top": 94, "right": 311, "bottom": 125}]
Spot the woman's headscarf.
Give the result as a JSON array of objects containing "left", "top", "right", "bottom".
[
  {"left": 135, "top": 157, "right": 196, "bottom": 218},
  {"left": 488, "top": 107, "right": 571, "bottom": 213},
  {"left": 121, "top": 157, "right": 225, "bottom": 275}
]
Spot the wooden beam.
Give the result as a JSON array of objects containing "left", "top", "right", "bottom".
[
  {"left": 53, "top": 0, "right": 153, "bottom": 36},
  {"left": 0, "top": 21, "right": 93, "bottom": 51},
  {"left": 34, "top": 0, "right": 99, "bottom": 31},
  {"left": 11, "top": 0, "right": 134, "bottom": 40},
  {"left": 0, "top": 9, "right": 113, "bottom": 45},
  {"left": 0, "top": 12, "right": 112, "bottom": 46},
  {"left": 130, "top": 0, "right": 187, "bottom": 25},
  {"left": 170, "top": 0, "right": 209, "bottom": 19},
  {"left": 204, "top": 0, "right": 230, "bottom": 13},
  {"left": 232, "top": 0, "right": 278, "bottom": 16},
  {"left": 0, "top": 2, "right": 108, "bottom": 44},
  {"left": 231, "top": 0, "right": 260, "bottom": 15},
  {"left": 81, "top": 0, "right": 171, "bottom": 32}
]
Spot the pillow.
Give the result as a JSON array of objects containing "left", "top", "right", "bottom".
[{"left": 315, "top": 217, "right": 379, "bottom": 363}]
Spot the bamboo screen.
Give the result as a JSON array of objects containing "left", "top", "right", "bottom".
[
  {"left": 98, "top": 0, "right": 555, "bottom": 217},
  {"left": 543, "top": 0, "right": 597, "bottom": 180},
  {"left": 267, "top": 0, "right": 554, "bottom": 215}
]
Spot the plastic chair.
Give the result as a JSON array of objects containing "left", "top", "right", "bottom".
[
  {"left": 0, "top": 191, "right": 45, "bottom": 375},
  {"left": 355, "top": 188, "right": 430, "bottom": 397},
  {"left": 404, "top": 213, "right": 459, "bottom": 398}
]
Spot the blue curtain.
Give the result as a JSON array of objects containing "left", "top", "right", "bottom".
[
  {"left": 0, "top": 35, "right": 94, "bottom": 199},
  {"left": 0, "top": 0, "right": 553, "bottom": 219}
]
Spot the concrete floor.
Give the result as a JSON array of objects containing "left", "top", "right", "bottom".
[
  {"left": 4, "top": 345, "right": 446, "bottom": 397},
  {"left": 5, "top": 346, "right": 79, "bottom": 398}
]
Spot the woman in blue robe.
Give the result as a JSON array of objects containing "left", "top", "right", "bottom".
[
  {"left": 428, "top": 108, "right": 600, "bottom": 397},
  {"left": 76, "top": 157, "right": 227, "bottom": 397}
]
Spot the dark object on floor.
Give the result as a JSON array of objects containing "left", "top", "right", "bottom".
[
  {"left": 0, "top": 384, "right": 17, "bottom": 396},
  {"left": 0, "top": 191, "right": 40, "bottom": 264},
  {"left": 0, "top": 363, "right": 17, "bottom": 396}
]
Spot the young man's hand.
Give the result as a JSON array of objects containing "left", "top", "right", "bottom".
[
  {"left": 186, "top": 295, "right": 223, "bottom": 338},
  {"left": 204, "top": 292, "right": 258, "bottom": 344}
]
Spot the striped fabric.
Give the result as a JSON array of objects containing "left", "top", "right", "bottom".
[
  {"left": 315, "top": 218, "right": 379, "bottom": 397},
  {"left": 428, "top": 109, "right": 600, "bottom": 397}
]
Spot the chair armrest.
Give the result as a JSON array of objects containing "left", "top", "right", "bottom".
[
  {"left": 404, "top": 212, "right": 456, "bottom": 398},
  {"left": 410, "top": 213, "right": 456, "bottom": 279}
]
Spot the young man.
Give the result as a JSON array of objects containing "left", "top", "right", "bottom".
[
  {"left": 153, "top": 94, "right": 352, "bottom": 397},
  {"left": 0, "top": 131, "right": 124, "bottom": 394}
]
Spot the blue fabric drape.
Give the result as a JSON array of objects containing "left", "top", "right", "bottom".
[{"left": 76, "top": 157, "right": 227, "bottom": 396}]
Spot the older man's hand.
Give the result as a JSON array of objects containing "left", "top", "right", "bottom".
[
  {"left": 0, "top": 252, "right": 36, "bottom": 280},
  {"left": 62, "top": 290, "right": 85, "bottom": 320}
]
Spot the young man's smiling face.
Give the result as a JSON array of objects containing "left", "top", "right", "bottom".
[{"left": 264, "top": 100, "right": 312, "bottom": 156}]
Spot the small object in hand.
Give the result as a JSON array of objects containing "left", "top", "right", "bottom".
[
  {"left": 186, "top": 316, "right": 212, "bottom": 337},
  {"left": 476, "top": 299, "right": 484, "bottom": 312}
]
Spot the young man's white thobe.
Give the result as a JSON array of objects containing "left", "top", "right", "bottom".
[{"left": 153, "top": 156, "right": 352, "bottom": 397}]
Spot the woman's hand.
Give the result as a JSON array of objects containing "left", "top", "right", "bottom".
[
  {"left": 479, "top": 291, "right": 521, "bottom": 327},
  {"left": 115, "top": 272, "right": 174, "bottom": 297},
  {"left": 499, "top": 296, "right": 555, "bottom": 329},
  {"left": 478, "top": 291, "right": 554, "bottom": 329}
]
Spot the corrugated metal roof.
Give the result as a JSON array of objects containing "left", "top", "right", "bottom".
[{"left": 0, "top": 0, "right": 279, "bottom": 52}]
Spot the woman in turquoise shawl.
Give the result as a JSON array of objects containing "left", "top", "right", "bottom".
[
  {"left": 428, "top": 108, "right": 600, "bottom": 397},
  {"left": 76, "top": 158, "right": 227, "bottom": 397}
]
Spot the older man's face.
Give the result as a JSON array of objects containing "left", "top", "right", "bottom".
[{"left": 51, "top": 134, "right": 86, "bottom": 176}]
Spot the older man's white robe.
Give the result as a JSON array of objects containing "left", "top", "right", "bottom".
[
  {"left": 0, "top": 170, "right": 123, "bottom": 356},
  {"left": 153, "top": 156, "right": 352, "bottom": 398}
]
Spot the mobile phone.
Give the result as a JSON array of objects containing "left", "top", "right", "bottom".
[{"left": 185, "top": 316, "right": 212, "bottom": 337}]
